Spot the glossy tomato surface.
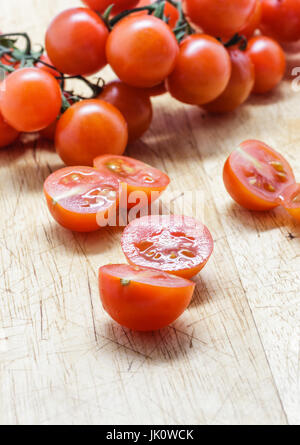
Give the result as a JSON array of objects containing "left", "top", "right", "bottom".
[
  {"left": 0, "top": 109, "right": 19, "bottom": 148},
  {"left": 106, "top": 15, "right": 179, "bottom": 88},
  {"left": 0, "top": 68, "right": 62, "bottom": 132},
  {"left": 166, "top": 34, "right": 231, "bottom": 105},
  {"left": 223, "top": 140, "right": 296, "bottom": 211},
  {"left": 83, "top": 0, "right": 139, "bottom": 15},
  {"left": 185, "top": 0, "right": 256, "bottom": 37},
  {"left": 238, "top": 0, "right": 262, "bottom": 37},
  {"left": 121, "top": 215, "right": 214, "bottom": 278},
  {"left": 55, "top": 99, "right": 128, "bottom": 166},
  {"left": 46, "top": 8, "right": 108, "bottom": 75},
  {"left": 98, "top": 81, "right": 153, "bottom": 142},
  {"left": 99, "top": 264, "right": 195, "bottom": 331},
  {"left": 280, "top": 183, "right": 300, "bottom": 222},
  {"left": 260, "top": 0, "right": 300, "bottom": 42},
  {"left": 94, "top": 154, "right": 170, "bottom": 206},
  {"left": 247, "top": 36, "right": 286, "bottom": 94},
  {"left": 203, "top": 48, "right": 255, "bottom": 113},
  {"left": 44, "top": 166, "right": 119, "bottom": 232}
]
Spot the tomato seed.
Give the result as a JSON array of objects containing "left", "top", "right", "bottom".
[
  {"left": 263, "top": 182, "right": 276, "bottom": 192},
  {"left": 269, "top": 161, "right": 284, "bottom": 173}
]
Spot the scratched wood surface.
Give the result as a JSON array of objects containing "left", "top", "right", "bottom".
[{"left": 0, "top": 0, "right": 299, "bottom": 425}]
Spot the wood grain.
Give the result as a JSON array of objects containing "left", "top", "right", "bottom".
[{"left": 0, "top": 0, "right": 299, "bottom": 425}]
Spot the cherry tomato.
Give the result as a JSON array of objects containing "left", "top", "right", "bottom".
[
  {"left": 260, "top": 0, "right": 300, "bottom": 43},
  {"left": 35, "top": 54, "right": 60, "bottom": 79},
  {"left": 203, "top": 48, "right": 255, "bottom": 113},
  {"left": 93, "top": 154, "right": 170, "bottom": 207},
  {"left": 55, "top": 99, "right": 128, "bottom": 166},
  {"left": 143, "top": 82, "right": 167, "bottom": 97},
  {"left": 0, "top": 109, "right": 19, "bottom": 148},
  {"left": 166, "top": 34, "right": 231, "bottom": 105},
  {"left": 121, "top": 215, "right": 214, "bottom": 278},
  {"left": 185, "top": 0, "right": 257, "bottom": 37},
  {"left": 106, "top": 15, "right": 179, "bottom": 88},
  {"left": 280, "top": 183, "right": 300, "bottom": 222},
  {"left": 246, "top": 36, "right": 286, "bottom": 94},
  {"left": 44, "top": 166, "right": 120, "bottom": 232},
  {"left": 99, "top": 264, "right": 195, "bottom": 331},
  {"left": 83, "top": 0, "right": 139, "bottom": 15},
  {"left": 45, "top": 8, "right": 108, "bottom": 76},
  {"left": 223, "top": 140, "right": 296, "bottom": 211},
  {"left": 238, "top": 0, "right": 262, "bottom": 38},
  {"left": 0, "top": 68, "right": 62, "bottom": 132},
  {"left": 98, "top": 80, "right": 153, "bottom": 142}
]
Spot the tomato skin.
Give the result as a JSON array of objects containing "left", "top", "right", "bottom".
[
  {"left": 45, "top": 8, "right": 108, "bottom": 76},
  {"left": 0, "top": 109, "right": 19, "bottom": 148},
  {"left": 223, "top": 140, "right": 296, "bottom": 211},
  {"left": 106, "top": 15, "right": 179, "bottom": 88},
  {"left": 260, "top": 0, "right": 300, "bottom": 43},
  {"left": 238, "top": 0, "right": 262, "bottom": 38},
  {"left": 55, "top": 99, "right": 128, "bottom": 166},
  {"left": 166, "top": 34, "right": 231, "bottom": 105},
  {"left": 98, "top": 80, "right": 153, "bottom": 142},
  {"left": 99, "top": 264, "right": 195, "bottom": 331},
  {"left": 143, "top": 82, "right": 167, "bottom": 97},
  {"left": 35, "top": 54, "right": 60, "bottom": 79},
  {"left": 280, "top": 183, "right": 300, "bottom": 222},
  {"left": 185, "top": 0, "right": 256, "bottom": 37},
  {"left": 83, "top": 0, "right": 139, "bottom": 15},
  {"left": 93, "top": 154, "right": 170, "bottom": 206},
  {"left": 121, "top": 215, "right": 214, "bottom": 278},
  {"left": 0, "top": 68, "right": 62, "bottom": 132},
  {"left": 247, "top": 36, "right": 286, "bottom": 94},
  {"left": 203, "top": 49, "right": 255, "bottom": 113},
  {"left": 44, "top": 166, "right": 119, "bottom": 232}
]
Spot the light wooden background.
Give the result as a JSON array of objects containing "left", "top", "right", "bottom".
[{"left": 0, "top": 0, "right": 299, "bottom": 425}]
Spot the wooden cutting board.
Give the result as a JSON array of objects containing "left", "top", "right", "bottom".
[{"left": 0, "top": 0, "right": 299, "bottom": 425}]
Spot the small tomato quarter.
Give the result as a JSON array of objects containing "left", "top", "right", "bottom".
[
  {"left": 99, "top": 264, "right": 195, "bottom": 331},
  {"left": 280, "top": 183, "right": 300, "bottom": 222}
]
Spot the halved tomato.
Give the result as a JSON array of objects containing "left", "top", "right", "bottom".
[
  {"left": 223, "top": 140, "right": 295, "bottom": 211},
  {"left": 99, "top": 264, "right": 195, "bottom": 331},
  {"left": 280, "top": 183, "right": 300, "bottom": 222},
  {"left": 121, "top": 215, "right": 214, "bottom": 278},
  {"left": 93, "top": 154, "right": 170, "bottom": 208},
  {"left": 44, "top": 166, "right": 119, "bottom": 232}
]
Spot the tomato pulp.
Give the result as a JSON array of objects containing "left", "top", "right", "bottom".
[{"left": 280, "top": 183, "right": 300, "bottom": 222}]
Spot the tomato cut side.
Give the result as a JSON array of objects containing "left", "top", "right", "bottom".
[
  {"left": 93, "top": 154, "right": 170, "bottom": 207},
  {"left": 121, "top": 215, "right": 214, "bottom": 278},
  {"left": 99, "top": 264, "right": 195, "bottom": 331},
  {"left": 223, "top": 140, "right": 296, "bottom": 211},
  {"left": 44, "top": 166, "right": 119, "bottom": 232},
  {"left": 280, "top": 183, "right": 300, "bottom": 222}
]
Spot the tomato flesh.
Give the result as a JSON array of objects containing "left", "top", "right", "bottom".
[
  {"left": 99, "top": 264, "right": 195, "bottom": 331},
  {"left": 94, "top": 154, "right": 170, "bottom": 207},
  {"left": 280, "top": 183, "right": 300, "bottom": 222},
  {"left": 121, "top": 215, "right": 214, "bottom": 278},
  {"left": 223, "top": 140, "right": 296, "bottom": 211},
  {"left": 44, "top": 166, "right": 119, "bottom": 232}
]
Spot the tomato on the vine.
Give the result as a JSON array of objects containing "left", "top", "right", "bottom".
[
  {"left": 223, "top": 140, "right": 295, "bottom": 211},
  {"left": 246, "top": 36, "right": 286, "bottom": 94},
  {"left": 203, "top": 48, "right": 255, "bottom": 113},
  {"left": 99, "top": 264, "right": 195, "bottom": 331},
  {"left": 93, "top": 154, "right": 170, "bottom": 207},
  {"left": 83, "top": 0, "right": 139, "bottom": 15},
  {"left": 55, "top": 99, "right": 128, "bottom": 166},
  {"left": 0, "top": 110, "right": 19, "bottom": 148},
  {"left": 44, "top": 166, "right": 120, "bottom": 232},
  {"left": 35, "top": 54, "right": 60, "bottom": 79},
  {"left": 0, "top": 68, "right": 62, "bottom": 132},
  {"left": 98, "top": 80, "right": 153, "bottom": 142},
  {"left": 45, "top": 8, "right": 108, "bottom": 76},
  {"left": 260, "top": 0, "right": 300, "bottom": 43},
  {"left": 238, "top": 0, "right": 262, "bottom": 38},
  {"left": 121, "top": 215, "right": 214, "bottom": 278},
  {"left": 136, "top": 0, "right": 180, "bottom": 28},
  {"left": 166, "top": 34, "right": 231, "bottom": 105},
  {"left": 280, "top": 183, "right": 300, "bottom": 222},
  {"left": 106, "top": 15, "right": 179, "bottom": 88},
  {"left": 185, "top": 0, "right": 257, "bottom": 37}
]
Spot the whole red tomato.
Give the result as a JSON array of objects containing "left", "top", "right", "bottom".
[
  {"left": 260, "top": 0, "right": 300, "bottom": 42},
  {"left": 45, "top": 8, "right": 108, "bottom": 75},
  {"left": 83, "top": 0, "right": 139, "bottom": 15},
  {"left": 166, "top": 34, "right": 231, "bottom": 105},
  {"left": 106, "top": 15, "right": 179, "bottom": 88}
]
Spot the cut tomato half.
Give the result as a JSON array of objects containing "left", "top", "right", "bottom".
[
  {"left": 280, "top": 183, "right": 300, "bottom": 222},
  {"left": 44, "top": 166, "right": 119, "bottom": 232},
  {"left": 223, "top": 140, "right": 295, "bottom": 211},
  {"left": 93, "top": 154, "right": 170, "bottom": 208},
  {"left": 121, "top": 215, "right": 214, "bottom": 278},
  {"left": 99, "top": 264, "right": 195, "bottom": 331}
]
